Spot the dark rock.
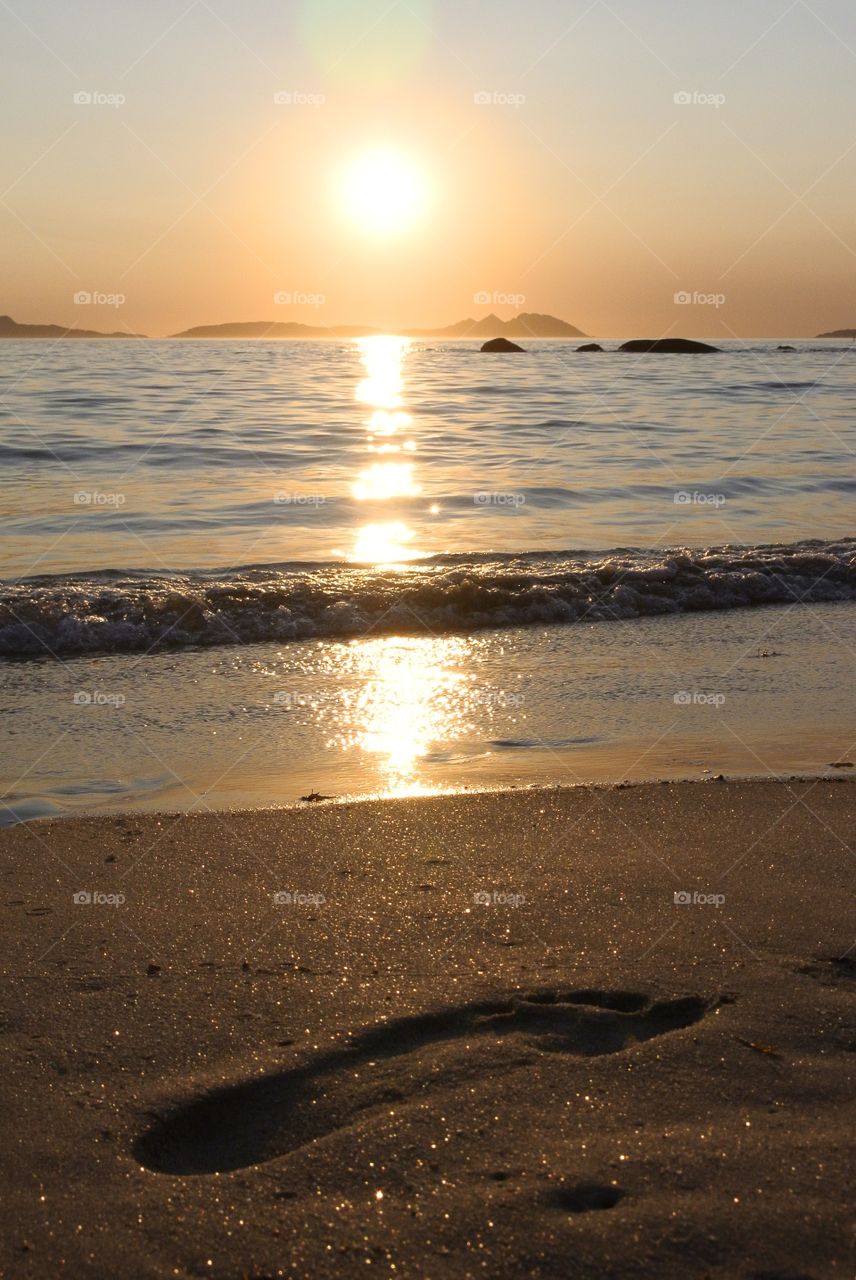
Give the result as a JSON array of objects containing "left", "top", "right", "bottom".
[
  {"left": 480, "top": 337, "right": 525, "bottom": 353},
  {"left": 619, "top": 338, "right": 720, "bottom": 354},
  {"left": 577, "top": 343, "right": 604, "bottom": 352},
  {"left": 777, "top": 345, "right": 796, "bottom": 351}
]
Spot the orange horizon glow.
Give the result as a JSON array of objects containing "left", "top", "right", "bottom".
[{"left": 3, "top": 3, "right": 856, "bottom": 339}]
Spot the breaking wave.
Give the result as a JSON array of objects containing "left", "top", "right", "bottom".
[{"left": 2, "top": 538, "right": 855, "bottom": 659}]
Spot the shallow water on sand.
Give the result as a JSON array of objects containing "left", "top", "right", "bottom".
[{"left": 3, "top": 601, "right": 855, "bottom": 823}]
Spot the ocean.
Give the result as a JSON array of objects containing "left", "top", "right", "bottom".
[{"left": 2, "top": 336, "right": 855, "bottom": 820}]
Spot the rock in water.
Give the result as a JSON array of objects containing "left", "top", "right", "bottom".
[
  {"left": 618, "top": 338, "right": 720, "bottom": 353},
  {"left": 480, "top": 337, "right": 525, "bottom": 352},
  {"left": 577, "top": 343, "right": 604, "bottom": 352}
]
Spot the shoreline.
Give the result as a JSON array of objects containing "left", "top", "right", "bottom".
[
  {"left": 5, "top": 599, "right": 856, "bottom": 826},
  {"left": 2, "top": 779, "right": 855, "bottom": 1276},
  {"left": 8, "top": 766, "right": 856, "bottom": 828}
]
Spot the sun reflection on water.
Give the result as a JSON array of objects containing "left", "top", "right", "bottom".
[
  {"left": 351, "top": 521, "right": 417, "bottom": 564},
  {"left": 336, "top": 340, "right": 461, "bottom": 789},
  {"left": 325, "top": 636, "right": 470, "bottom": 796},
  {"left": 368, "top": 408, "right": 410, "bottom": 436},
  {"left": 353, "top": 461, "right": 421, "bottom": 501},
  {"left": 350, "top": 335, "right": 422, "bottom": 564}
]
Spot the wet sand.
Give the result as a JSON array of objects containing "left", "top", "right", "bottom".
[
  {"left": 7, "top": 600, "right": 856, "bottom": 826},
  {"left": 1, "top": 780, "right": 855, "bottom": 1277}
]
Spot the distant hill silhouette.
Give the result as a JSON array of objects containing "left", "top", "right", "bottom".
[
  {"left": 172, "top": 312, "right": 585, "bottom": 339},
  {"left": 818, "top": 328, "right": 856, "bottom": 338},
  {"left": 0, "top": 314, "right": 141, "bottom": 339},
  {"left": 411, "top": 312, "right": 585, "bottom": 339},
  {"left": 0, "top": 310, "right": 585, "bottom": 340},
  {"left": 172, "top": 320, "right": 334, "bottom": 339}
]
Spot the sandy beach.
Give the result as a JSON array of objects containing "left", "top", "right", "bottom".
[
  {"left": 2, "top": 779, "right": 854, "bottom": 1278},
  {"left": 6, "top": 2, "right": 856, "bottom": 1276}
]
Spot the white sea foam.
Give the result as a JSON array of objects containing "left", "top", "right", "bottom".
[{"left": 2, "top": 539, "right": 854, "bottom": 658}]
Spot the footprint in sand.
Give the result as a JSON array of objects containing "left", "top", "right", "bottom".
[{"left": 134, "top": 989, "right": 710, "bottom": 1176}]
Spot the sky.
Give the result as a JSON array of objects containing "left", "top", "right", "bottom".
[{"left": 1, "top": 0, "right": 855, "bottom": 337}]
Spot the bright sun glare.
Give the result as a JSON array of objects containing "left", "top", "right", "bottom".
[{"left": 341, "top": 147, "right": 427, "bottom": 236}]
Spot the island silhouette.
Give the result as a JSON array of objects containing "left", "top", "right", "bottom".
[
  {"left": 0, "top": 311, "right": 585, "bottom": 340},
  {"left": 171, "top": 312, "right": 585, "bottom": 339},
  {"left": 9, "top": 309, "right": 850, "bottom": 342},
  {"left": 0, "top": 314, "right": 140, "bottom": 339}
]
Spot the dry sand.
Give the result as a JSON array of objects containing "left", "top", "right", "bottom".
[{"left": 1, "top": 779, "right": 855, "bottom": 1278}]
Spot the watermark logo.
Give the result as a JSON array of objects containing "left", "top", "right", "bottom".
[
  {"left": 674, "top": 90, "right": 725, "bottom": 109},
  {"left": 73, "top": 691, "right": 126, "bottom": 707},
  {"left": 472, "top": 688, "right": 525, "bottom": 708},
  {"left": 272, "top": 691, "right": 320, "bottom": 709},
  {"left": 674, "top": 890, "right": 725, "bottom": 906},
  {"left": 74, "top": 490, "right": 126, "bottom": 507},
  {"left": 474, "top": 90, "right": 526, "bottom": 108},
  {"left": 473, "top": 889, "right": 526, "bottom": 908},
  {"left": 673, "top": 691, "right": 726, "bottom": 708},
  {"left": 673, "top": 490, "right": 726, "bottom": 507},
  {"left": 272, "top": 890, "right": 326, "bottom": 906},
  {"left": 674, "top": 290, "right": 726, "bottom": 308},
  {"left": 474, "top": 290, "right": 526, "bottom": 307},
  {"left": 73, "top": 291, "right": 125, "bottom": 307},
  {"left": 273, "top": 492, "right": 326, "bottom": 506},
  {"left": 474, "top": 491, "right": 526, "bottom": 508},
  {"left": 273, "top": 290, "right": 325, "bottom": 307},
  {"left": 73, "top": 90, "right": 126, "bottom": 108},
  {"left": 273, "top": 90, "right": 325, "bottom": 107},
  {"left": 73, "top": 890, "right": 126, "bottom": 906}
]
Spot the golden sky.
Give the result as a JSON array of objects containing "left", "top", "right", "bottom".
[{"left": 2, "top": 0, "right": 855, "bottom": 337}]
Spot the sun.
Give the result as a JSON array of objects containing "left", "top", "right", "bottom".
[{"left": 340, "top": 147, "right": 428, "bottom": 237}]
